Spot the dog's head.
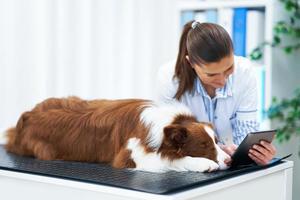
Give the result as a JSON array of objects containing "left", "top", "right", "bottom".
[{"left": 160, "top": 117, "right": 230, "bottom": 170}]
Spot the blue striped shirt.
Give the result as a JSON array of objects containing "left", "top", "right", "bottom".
[{"left": 156, "top": 56, "right": 260, "bottom": 145}]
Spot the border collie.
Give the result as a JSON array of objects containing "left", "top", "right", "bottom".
[{"left": 5, "top": 97, "right": 230, "bottom": 172}]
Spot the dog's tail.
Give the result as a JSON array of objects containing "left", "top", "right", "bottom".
[
  {"left": 4, "top": 112, "right": 30, "bottom": 155},
  {"left": 5, "top": 127, "right": 17, "bottom": 148}
]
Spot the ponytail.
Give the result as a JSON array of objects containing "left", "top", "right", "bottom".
[{"left": 174, "top": 21, "right": 197, "bottom": 100}]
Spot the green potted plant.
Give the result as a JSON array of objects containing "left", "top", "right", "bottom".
[
  {"left": 250, "top": 0, "right": 300, "bottom": 155},
  {"left": 268, "top": 89, "right": 300, "bottom": 156},
  {"left": 250, "top": 0, "right": 300, "bottom": 60}
]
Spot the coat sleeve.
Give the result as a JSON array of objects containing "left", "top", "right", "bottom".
[
  {"left": 231, "top": 58, "right": 260, "bottom": 145},
  {"left": 154, "top": 61, "right": 179, "bottom": 103}
]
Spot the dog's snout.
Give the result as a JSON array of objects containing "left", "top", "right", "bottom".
[
  {"left": 224, "top": 157, "right": 231, "bottom": 165},
  {"left": 216, "top": 145, "right": 231, "bottom": 170}
]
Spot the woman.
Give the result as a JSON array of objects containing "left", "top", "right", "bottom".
[{"left": 156, "top": 21, "right": 276, "bottom": 165}]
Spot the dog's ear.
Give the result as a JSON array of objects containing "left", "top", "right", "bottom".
[{"left": 163, "top": 125, "right": 188, "bottom": 148}]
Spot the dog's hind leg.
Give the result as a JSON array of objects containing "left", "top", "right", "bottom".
[
  {"left": 112, "top": 148, "right": 136, "bottom": 169},
  {"left": 30, "top": 140, "right": 57, "bottom": 160}
]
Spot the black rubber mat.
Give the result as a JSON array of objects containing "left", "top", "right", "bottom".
[{"left": 0, "top": 145, "right": 286, "bottom": 194}]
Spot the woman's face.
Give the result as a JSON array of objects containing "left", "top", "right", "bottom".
[{"left": 189, "top": 54, "right": 234, "bottom": 89}]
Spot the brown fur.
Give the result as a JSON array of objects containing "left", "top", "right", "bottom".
[
  {"left": 159, "top": 115, "right": 217, "bottom": 162},
  {"left": 5, "top": 96, "right": 218, "bottom": 169},
  {"left": 5, "top": 97, "right": 152, "bottom": 168}
]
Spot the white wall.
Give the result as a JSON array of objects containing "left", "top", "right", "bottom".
[{"left": 0, "top": 0, "right": 179, "bottom": 132}]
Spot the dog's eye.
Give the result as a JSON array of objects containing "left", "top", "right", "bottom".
[{"left": 214, "top": 135, "right": 219, "bottom": 144}]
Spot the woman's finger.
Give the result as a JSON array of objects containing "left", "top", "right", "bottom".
[
  {"left": 248, "top": 153, "right": 266, "bottom": 165},
  {"left": 225, "top": 147, "right": 235, "bottom": 156},
  {"left": 249, "top": 149, "right": 269, "bottom": 165},
  {"left": 231, "top": 144, "right": 237, "bottom": 151},
  {"left": 219, "top": 144, "right": 237, "bottom": 156},
  {"left": 260, "top": 141, "right": 276, "bottom": 155},
  {"left": 252, "top": 144, "right": 268, "bottom": 156}
]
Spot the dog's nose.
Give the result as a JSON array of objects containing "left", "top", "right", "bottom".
[
  {"left": 224, "top": 157, "right": 232, "bottom": 165},
  {"left": 215, "top": 144, "right": 231, "bottom": 170},
  {"left": 217, "top": 153, "right": 231, "bottom": 170},
  {"left": 218, "top": 160, "right": 230, "bottom": 170}
]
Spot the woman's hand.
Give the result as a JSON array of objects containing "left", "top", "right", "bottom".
[
  {"left": 248, "top": 141, "right": 276, "bottom": 165},
  {"left": 219, "top": 144, "right": 237, "bottom": 156}
]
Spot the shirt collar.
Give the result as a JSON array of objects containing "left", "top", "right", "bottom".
[{"left": 193, "top": 75, "right": 233, "bottom": 98}]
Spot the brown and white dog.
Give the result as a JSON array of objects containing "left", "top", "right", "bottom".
[{"left": 5, "top": 97, "right": 230, "bottom": 172}]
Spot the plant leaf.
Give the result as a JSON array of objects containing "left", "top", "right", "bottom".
[{"left": 284, "top": 46, "right": 293, "bottom": 53}]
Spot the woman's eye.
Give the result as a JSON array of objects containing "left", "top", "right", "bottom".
[
  {"left": 206, "top": 74, "right": 216, "bottom": 77},
  {"left": 227, "top": 66, "right": 234, "bottom": 73}
]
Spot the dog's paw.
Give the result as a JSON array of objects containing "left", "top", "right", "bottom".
[
  {"left": 205, "top": 159, "right": 219, "bottom": 172},
  {"left": 191, "top": 157, "right": 219, "bottom": 172},
  {"left": 173, "top": 156, "right": 219, "bottom": 172}
]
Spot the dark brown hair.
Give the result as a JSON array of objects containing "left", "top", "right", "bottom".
[{"left": 174, "top": 21, "right": 233, "bottom": 100}]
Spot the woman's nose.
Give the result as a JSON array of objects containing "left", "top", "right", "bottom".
[{"left": 217, "top": 74, "right": 227, "bottom": 84}]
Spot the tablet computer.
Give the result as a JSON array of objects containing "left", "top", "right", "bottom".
[{"left": 230, "top": 130, "right": 276, "bottom": 168}]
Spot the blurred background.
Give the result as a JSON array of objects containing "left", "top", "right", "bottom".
[
  {"left": 0, "top": 0, "right": 179, "bottom": 132},
  {"left": 0, "top": 0, "right": 299, "bottom": 199}
]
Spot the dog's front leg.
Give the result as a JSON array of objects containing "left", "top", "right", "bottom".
[{"left": 170, "top": 156, "right": 219, "bottom": 172}]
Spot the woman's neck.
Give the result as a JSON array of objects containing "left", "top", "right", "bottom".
[{"left": 203, "top": 85, "right": 216, "bottom": 98}]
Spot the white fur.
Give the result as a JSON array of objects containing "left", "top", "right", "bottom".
[
  {"left": 140, "top": 102, "right": 193, "bottom": 150},
  {"left": 0, "top": 131, "right": 7, "bottom": 145},
  {"left": 204, "top": 125, "right": 215, "bottom": 139},
  {"left": 215, "top": 144, "right": 230, "bottom": 170},
  {"left": 170, "top": 156, "right": 219, "bottom": 172},
  {"left": 127, "top": 137, "right": 219, "bottom": 173},
  {"left": 204, "top": 125, "right": 230, "bottom": 170},
  {"left": 127, "top": 137, "right": 170, "bottom": 172}
]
